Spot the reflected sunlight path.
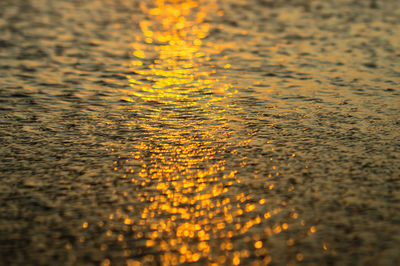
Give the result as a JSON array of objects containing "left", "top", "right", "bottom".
[{"left": 111, "top": 0, "right": 289, "bottom": 265}]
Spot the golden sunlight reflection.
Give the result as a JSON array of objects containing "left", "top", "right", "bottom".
[{"left": 102, "top": 0, "right": 307, "bottom": 265}]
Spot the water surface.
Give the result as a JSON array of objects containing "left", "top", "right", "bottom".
[{"left": 1, "top": 0, "right": 400, "bottom": 265}]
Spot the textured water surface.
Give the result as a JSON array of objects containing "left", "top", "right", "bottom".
[{"left": 1, "top": 0, "right": 400, "bottom": 265}]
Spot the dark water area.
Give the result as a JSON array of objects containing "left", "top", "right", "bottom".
[{"left": 1, "top": 0, "right": 400, "bottom": 265}]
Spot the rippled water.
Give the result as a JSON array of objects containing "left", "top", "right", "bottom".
[{"left": 1, "top": 0, "right": 400, "bottom": 265}]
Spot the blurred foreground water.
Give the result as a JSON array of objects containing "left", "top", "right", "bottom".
[{"left": 1, "top": 0, "right": 400, "bottom": 265}]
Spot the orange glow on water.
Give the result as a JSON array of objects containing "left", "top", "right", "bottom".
[{"left": 102, "top": 0, "right": 309, "bottom": 264}]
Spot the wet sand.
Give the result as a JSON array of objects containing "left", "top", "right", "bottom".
[{"left": 1, "top": 0, "right": 400, "bottom": 265}]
